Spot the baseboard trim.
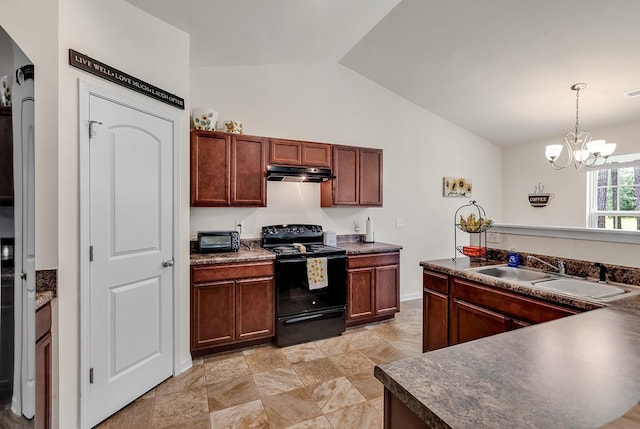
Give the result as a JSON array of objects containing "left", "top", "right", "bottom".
[{"left": 179, "top": 356, "right": 193, "bottom": 374}]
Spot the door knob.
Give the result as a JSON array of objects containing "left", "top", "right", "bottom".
[{"left": 162, "top": 259, "right": 175, "bottom": 267}]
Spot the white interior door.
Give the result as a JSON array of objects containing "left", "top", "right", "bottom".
[
  {"left": 11, "top": 65, "right": 35, "bottom": 419},
  {"left": 86, "top": 91, "right": 175, "bottom": 427}
]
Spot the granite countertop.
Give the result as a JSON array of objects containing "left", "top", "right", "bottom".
[
  {"left": 337, "top": 241, "right": 403, "bottom": 255},
  {"left": 420, "top": 258, "right": 605, "bottom": 311},
  {"left": 36, "top": 291, "right": 54, "bottom": 310},
  {"left": 374, "top": 258, "right": 640, "bottom": 428},
  {"left": 376, "top": 305, "right": 640, "bottom": 428},
  {"left": 190, "top": 248, "right": 275, "bottom": 265}
]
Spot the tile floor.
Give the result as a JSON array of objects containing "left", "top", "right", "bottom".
[
  {"left": 0, "top": 401, "right": 33, "bottom": 428},
  {"left": 96, "top": 299, "right": 423, "bottom": 429}
]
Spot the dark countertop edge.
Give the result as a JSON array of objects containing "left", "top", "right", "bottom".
[
  {"left": 189, "top": 242, "right": 403, "bottom": 265},
  {"left": 35, "top": 291, "right": 54, "bottom": 310},
  {"left": 419, "top": 258, "right": 604, "bottom": 311},
  {"left": 190, "top": 250, "right": 276, "bottom": 265},
  {"left": 338, "top": 241, "right": 403, "bottom": 255},
  {"left": 374, "top": 366, "right": 451, "bottom": 429}
]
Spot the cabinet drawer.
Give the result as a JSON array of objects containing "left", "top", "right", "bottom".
[
  {"left": 452, "top": 277, "right": 578, "bottom": 324},
  {"left": 36, "top": 303, "right": 51, "bottom": 342},
  {"left": 192, "top": 261, "right": 274, "bottom": 283},
  {"left": 347, "top": 252, "right": 399, "bottom": 269},
  {"left": 423, "top": 270, "right": 449, "bottom": 294}
]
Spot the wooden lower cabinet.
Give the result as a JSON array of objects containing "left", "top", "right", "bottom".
[
  {"left": 450, "top": 299, "right": 511, "bottom": 344},
  {"left": 35, "top": 302, "right": 52, "bottom": 429},
  {"left": 347, "top": 252, "right": 400, "bottom": 327},
  {"left": 422, "top": 269, "right": 581, "bottom": 351},
  {"left": 191, "top": 261, "right": 274, "bottom": 354},
  {"left": 384, "top": 388, "right": 429, "bottom": 429}
]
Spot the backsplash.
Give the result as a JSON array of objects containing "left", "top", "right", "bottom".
[{"left": 487, "top": 248, "right": 640, "bottom": 287}]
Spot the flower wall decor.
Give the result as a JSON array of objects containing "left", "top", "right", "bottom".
[{"left": 443, "top": 177, "right": 472, "bottom": 197}]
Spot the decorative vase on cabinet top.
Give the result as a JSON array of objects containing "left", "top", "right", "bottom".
[{"left": 192, "top": 107, "right": 218, "bottom": 131}]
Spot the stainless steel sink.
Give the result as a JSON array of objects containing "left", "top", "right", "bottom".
[
  {"left": 471, "top": 266, "right": 552, "bottom": 282},
  {"left": 533, "top": 278, "right": 626, "bottom": 300}
]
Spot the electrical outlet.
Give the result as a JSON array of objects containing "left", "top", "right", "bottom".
[
  {"left": 395, "top": 218, "right": 404, "bottom": 228},
  {"left": 486, "top": 232, "right": 502, "bottom": 244},
  {"left": 235, "top": 221, "right": 243, "bottom": 231},
  {"left": 354, "top": 219, "right": 360, "bottom": 232}
]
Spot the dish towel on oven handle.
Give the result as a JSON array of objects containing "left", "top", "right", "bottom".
[{"left": 306, "top": 257, "right": 329, "bottom": 290}]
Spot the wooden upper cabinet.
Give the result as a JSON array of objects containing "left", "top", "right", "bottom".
[
  {"left": 191, "top": 131, "right": 230, "bottom": 206},
  {"left": 359, "top": 148, "right": 383, "bottom": 206},
  {"left": 321, "top": 145, "right": 382, "bottom": 207},
  {"left": 231, "top": 135, "right": 267, "bottom": 206},
  {"left": 269, "top": 138, "right": 331, "bottom": 167},
  {"left": 190, "top": 131, "right": 267, "bottom": 207}
]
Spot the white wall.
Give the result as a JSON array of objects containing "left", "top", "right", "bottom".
[
  {"left": 503, "top": 121, "right": 640, "bottom": 227},
  {"left": 191, "top": 62, "right": 503, "bottom": 300},
  {"left": 55, "top": 1, "right": 190, "bottom": 428},
  {"left": 501, "top": 121, "right": 640, "bottom": 266}
]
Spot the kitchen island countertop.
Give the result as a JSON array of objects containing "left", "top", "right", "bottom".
[{"left": 375, "top": 258, "right": 640, "bottom": 428}]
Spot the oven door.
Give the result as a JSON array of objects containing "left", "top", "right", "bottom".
[{"left": 275, "top": 254, "right": 346, "bottom": 317}]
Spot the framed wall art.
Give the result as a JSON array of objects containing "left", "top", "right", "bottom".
[{"left": 443, "top": 177, "right": 472, "bottom": 197}]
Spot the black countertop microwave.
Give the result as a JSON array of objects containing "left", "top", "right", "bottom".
[{"left": 197, "top": 231, "right": 240, "bottom": 253}]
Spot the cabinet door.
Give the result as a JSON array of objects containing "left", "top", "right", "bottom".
[
  {"left": 236, "top": 277, "right": 274, "bottom": 341},
  {"left": 269, "top": 139, "right": 301, "bottom": 165},
  {"left": 301, "top": 142, "right": 331, "bottom": 167},
  {"left": 359, "top": 148, "right": 383, "bottom": 206},
  {"left": 347, "top": 268, "right": 374, "bottom": 321},
  {"left": 231, "top": 135, "right": 267, "bottom": 206},
  {"left": 375, "top": 264, "right": 399, "bottom": 316},
  {"left": 35, "top": 332, "right": 51, "bottom": 429},
  {"left": 191, "top": 280, "right": 235, "bottom": 349},
  {"left": 450, "top": 299, "right": 511, "bottom": 345},
  {"left": 330, "top": 145, "right": 359, "bottom": 206},
  {"left": 423, "top": 288, "right": 449, "bottom": 352},
  {"left": 190, "top": 131, "right": 230, "bottom": 206},
  {"left": 0, "top": 108, "right": 13, "bottom": 205}
]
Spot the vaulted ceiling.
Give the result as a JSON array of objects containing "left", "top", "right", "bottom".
[{"left": 126, "top": 0, "right": 640, "bottom": 146}]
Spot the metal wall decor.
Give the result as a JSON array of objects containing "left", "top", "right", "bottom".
[{"left": 528, "top": 183, "right": 554, "bottom": 207}]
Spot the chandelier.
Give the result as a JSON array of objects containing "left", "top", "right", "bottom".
[{"left": 545, "top": 83, "right": 616, "bottom": 170}]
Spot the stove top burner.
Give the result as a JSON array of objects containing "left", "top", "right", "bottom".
[
  {"left": 261, "top": 224, "right": 346, "bottom": 259},
  {"left": 268, "top": 244, "right": 345, "bottom": 257}
]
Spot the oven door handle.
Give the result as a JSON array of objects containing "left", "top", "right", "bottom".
[
  {"left": 283, "top": 313, "right": 326, "bottom": 325},
  {"left": 277, "top": 255, "right": 346, "bottom": 264}
]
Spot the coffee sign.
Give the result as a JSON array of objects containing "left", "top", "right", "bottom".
[{"left": 69, "top": 49, "right": 184, "bottom": 110}]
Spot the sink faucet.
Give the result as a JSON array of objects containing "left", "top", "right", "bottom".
[
  {"left": 526, "top": 256, "right": 566, "bottom": 275},
  {"left": 595, "top": 262, "right": 608, "bottom": 283}
]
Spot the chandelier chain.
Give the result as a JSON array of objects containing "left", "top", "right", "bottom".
[{"left": 574, "top": 86, "right": 580, "bottom": 138}]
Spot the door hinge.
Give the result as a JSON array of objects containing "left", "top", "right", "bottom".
[
  {"left": 89, "top": 246, "right": 94, "bottom": 261},
  {"left": 88, "top": 120, "right": 102, "bottom": 139},
  {"left": 90, "top": 368, "right": 94, "bottom": 384}
]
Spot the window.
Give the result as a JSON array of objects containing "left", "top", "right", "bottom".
[{"left": 588, "top": 154, "right": 640, "bottom": 230}]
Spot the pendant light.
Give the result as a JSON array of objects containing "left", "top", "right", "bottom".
[{"left": 545, "top": 83, "right": 616, "bottom": 169}]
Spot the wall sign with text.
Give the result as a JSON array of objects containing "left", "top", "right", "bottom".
[{"left": 69, "top": 49, "right": 185, "bottom": 110}]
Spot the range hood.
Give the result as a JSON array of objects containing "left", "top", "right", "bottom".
[{"left": 266, "top": 165, "right": 334, "bottom": 183}]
